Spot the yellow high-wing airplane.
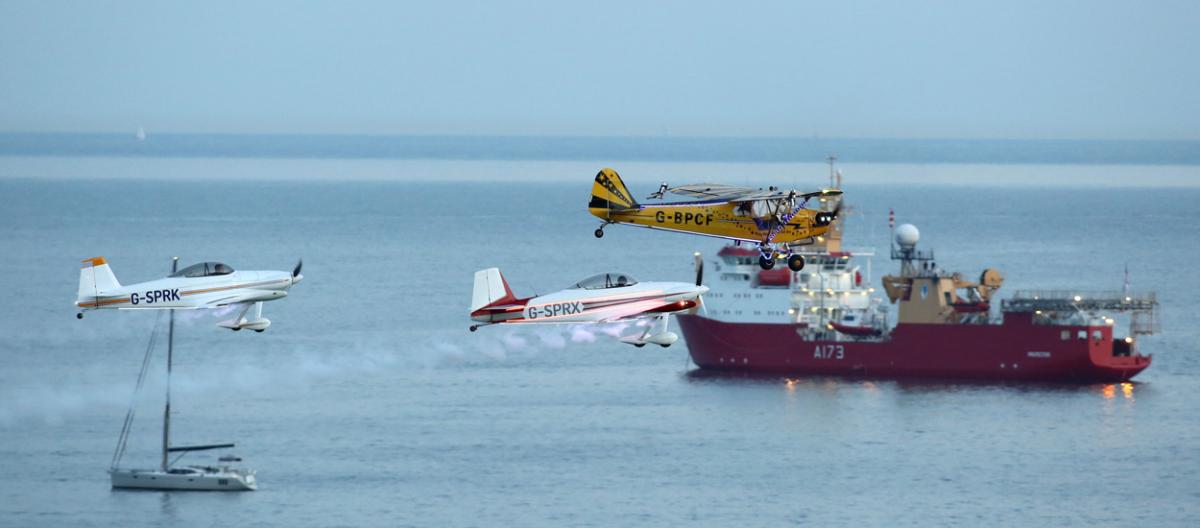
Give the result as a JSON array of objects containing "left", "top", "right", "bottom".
[{"left": 588, "top": 168, "right": 843, "bottom": 271}]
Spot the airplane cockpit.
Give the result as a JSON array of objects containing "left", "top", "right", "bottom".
[
  {"left": 170, "top": 262, "right": 235, "bottom": 278},
  {"left": 572, "top": 273, "right": 638, "bottom": 289}
]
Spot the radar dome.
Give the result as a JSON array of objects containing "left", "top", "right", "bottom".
[{"left": 895, "top": 224, "right": 920, "bottom": 248}]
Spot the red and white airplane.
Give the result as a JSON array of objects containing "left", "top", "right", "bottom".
[
  {"left": 469, "top": 256, "right": 708, "bottom": 347},
  {"left": 75, "top": 256, "right": 303, "bottom": 332}
]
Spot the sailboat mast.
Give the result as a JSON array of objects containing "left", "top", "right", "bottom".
[{"left": 162, "top": 256, "right": 178, "bottom": 471}]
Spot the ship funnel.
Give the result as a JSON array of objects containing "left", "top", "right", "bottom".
[{"left": 895, "top": 224, "right": 920, "bottom": 248}]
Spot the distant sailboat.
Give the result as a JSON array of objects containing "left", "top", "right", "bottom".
[
  {"left": 136, "top": 126, "right": 146, "bottom": 141},
  {"left": 109, "top": 257, "right": 256, "bottom": 491}
]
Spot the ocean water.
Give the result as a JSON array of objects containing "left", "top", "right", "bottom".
[{"left": 1, "top": 156, "right": 1199, "bottom": 526}]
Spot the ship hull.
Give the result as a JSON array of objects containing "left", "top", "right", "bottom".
[
  {"left": 677, "top": 313, "right": 1151, "bottom": 382},
  {"left": 110, "top": 468, "right": 256, "bottom": 491}
]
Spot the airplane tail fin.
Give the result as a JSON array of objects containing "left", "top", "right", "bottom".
[
  {"left": 588, "top": 168, "right": 639, "bottom": 214},
  {"left": 471, "top": 268, "right": 518, "bottom": 313},
  {"left": 78, "top": 257, "right": 120, "bottom": 304}
]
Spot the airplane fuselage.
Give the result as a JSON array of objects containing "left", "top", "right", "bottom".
[
  {"left": 589, "top": 201, "right": 831, "bottom": 245},
  {"left": 77, "top": 271, "right": 296, "bottom": 311},
  {"left": 471, "top": 281, "right": 705, "bottom": 325}
]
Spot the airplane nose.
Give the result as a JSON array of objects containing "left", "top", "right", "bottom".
[
  {"left": 292, "top": 273, "right": 304, "bottom": 285},
  {"left": 697, "top": 285, "right": 709, "bottom": 295}
]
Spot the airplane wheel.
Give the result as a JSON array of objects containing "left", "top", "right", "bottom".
[
  {"left": 634, "top": 343, "right": 645, "bottom": 348},
  {"left": 76, "top": 313, "right": 83, "bottom": 320},
  {"left": 254, "top": 329, "right": 264, "bottom": 333},
  {"left": 469, "top": 326, "right": 478, "bottom": 332},
  {"left": 787, "top": 255, "right": 805, "bottom": 272},
  {"left": 594, "top": 228, "right": 604, "bottom": 238},
  {"left": 759, "top": 256, "right": 775, "bottom": 270},
  {"left": 659, "top": 344, "right": 670, "bottom": 348},
  {"left": 232, "top": 328, "right": 240, "bottom": 332}
]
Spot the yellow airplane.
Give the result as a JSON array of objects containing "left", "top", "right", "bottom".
[{"left": 588, "top": 168, "right": 843, "bottom": 271}]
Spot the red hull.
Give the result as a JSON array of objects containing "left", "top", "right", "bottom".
[{"left": 677, "top": 313, "right": 1151, "bottom": 382}]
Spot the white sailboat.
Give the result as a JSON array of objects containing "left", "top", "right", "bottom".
[{"left": 109, "top": 257, "right": 257, "bottom": 491}]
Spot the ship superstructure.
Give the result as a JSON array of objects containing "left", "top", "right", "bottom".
[{"left": 703, "top": 158, "right": 882, "bottom": 330}]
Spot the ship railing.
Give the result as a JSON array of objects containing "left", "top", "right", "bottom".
[
  {"left": 792, "top": 246, "right": 876, "bottom": 257},
  {"left": 891, "top": 247, "right": 934, "bottom": 261},
  {"left": 1130, "top": 310, "right": 1161, "bottom": 336},
  {"left": 1003, "top": 290, "right": 1157, "bottom": 313}
]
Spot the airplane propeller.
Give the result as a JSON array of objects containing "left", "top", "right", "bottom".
[
  {"left": 292, "top": 259, "right": 303, "bottom": 278},
  {"left": 692, "top": 252, "right": 707, "bottom": 316},
  {"left": 816, "top": 198, "right": 843, "bottom": 226}
]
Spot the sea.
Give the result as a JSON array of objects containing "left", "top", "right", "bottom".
[{"left": 1, "top": 135, "right": 1198, "bottom": 527}]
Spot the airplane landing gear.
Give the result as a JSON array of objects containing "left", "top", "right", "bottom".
[
  {"left": 787, "top": 254, "right": 806, "bottom": 272},
  {"left": 634, "top": 343, "right": 645, "bottom": 348},
  {"left": 594, "top": 221, "right": 613, "bottom": 238},
  {"left": 254, "top": 329, "right": 264, "bottom": 333},
  {"left": 759, "top": 256, "right": 776, "bottom": 270},
  {"left": 469, "top": 325, "right": 480, "bottom": 332},
  {"left": 76, "top": 312, "right": 83, "bottom": 320}
]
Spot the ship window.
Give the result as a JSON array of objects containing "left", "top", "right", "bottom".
[
  {"left": 1061, "top": 330, "right": 1070, "bottom": 340},
  {"left": 1077, "top": 330, "right": 1087, "bottom": 340},
  {"left": 1092, "top": 330, "right": 1102, "bottom": 341},
  {"left": 571, "top": 273, "right": 638, "bottom": 290}
]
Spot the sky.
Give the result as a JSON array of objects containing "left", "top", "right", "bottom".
[{"left": 1, "top": 0, "right": 1198, "bottom": 139}]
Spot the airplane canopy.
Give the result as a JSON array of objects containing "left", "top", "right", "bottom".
[
  {"left": 572, "top": 273, "right": 638, "bottom": 290},
  {"left": 170, "top": 262, "right": 235, "bottom": 278}
]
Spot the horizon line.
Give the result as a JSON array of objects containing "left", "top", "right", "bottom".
[{"left": 2, "top": 131, "right": 1199, "bottom": 144}]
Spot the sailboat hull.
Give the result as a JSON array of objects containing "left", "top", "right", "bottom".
[{"left": 110, "top": 468, "right": 256, "bottom": 491}]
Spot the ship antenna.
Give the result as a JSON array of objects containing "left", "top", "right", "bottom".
[
  {"left": 827, "top": 155, "right": 837, "bottom": 188},
  {"left": 1123, "top": 263, "right": 1130, "bottom": 296},
  {"left": 888, "top": 208, "right": 895, "bottom": 253}
]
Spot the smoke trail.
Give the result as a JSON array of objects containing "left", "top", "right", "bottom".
[{"left": 0, "top": 321, "right": 648, "bottom": 427}]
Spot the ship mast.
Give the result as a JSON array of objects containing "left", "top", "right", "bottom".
[{"left": 162, "top": 256, "right": 177, "bottom": 471}]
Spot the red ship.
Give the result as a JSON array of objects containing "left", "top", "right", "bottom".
[{"left": 678, "top": 166, "right": 1156, "bottom": 383}]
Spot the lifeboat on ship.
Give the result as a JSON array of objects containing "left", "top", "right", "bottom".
[
  {"left": 829, "top": 313, "right": 882, "bottom": 337},
  {"left": 830, "top": 321, "right": 883, "bottom": 337},
  {"left": 951, "top": 301, "right": 990, "bottom": 313},
  {"left": 756, "top": 268, "right": 791, "bottom": 287}
]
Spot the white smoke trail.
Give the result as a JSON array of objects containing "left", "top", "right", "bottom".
[{"left": 0, "top": 321, "right": 647, "bottom": 427}]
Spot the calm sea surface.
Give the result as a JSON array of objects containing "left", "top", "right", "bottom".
[{"left": 1, "top": 155, "right": 1198, "bottom": 526}]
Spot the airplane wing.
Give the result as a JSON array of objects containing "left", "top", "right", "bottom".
[
  {"left": 728, "top": 189, "right": 795, "bottom": 202},
  {"left": 197, "top": 292, "right": 267, "bottom": 308},
  {"left": 669, "top": 184, "right": 843, "bottom": 203},
  {"left": 117, "top": 306, "right": 202, "bottom": 310},
  {"left": 667, "top": 184, "right": 759, "bottom": 200},
  {"left": 598, "top": 313, "right": 655, "bottom": 324},
  {"left": 727, "top": 188, "right": 845, "bottom": 204}
]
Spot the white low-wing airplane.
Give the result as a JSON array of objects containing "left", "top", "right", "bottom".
[
  {"left": 75, "top": 256, "right": 303, "bottom": 332},
  {"left": 469, "top": 256, "right": 707, "bottom": 347}
]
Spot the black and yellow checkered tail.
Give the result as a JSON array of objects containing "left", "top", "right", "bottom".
[{"left": 588, "top": 168, "right": 639, "bottom": 218}]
